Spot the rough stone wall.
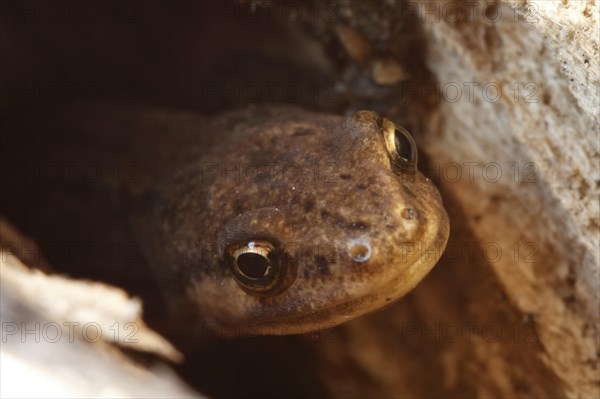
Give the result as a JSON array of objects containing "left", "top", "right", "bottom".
[{"left": 420, "top": 1, "right": 598, "bottom": 396}]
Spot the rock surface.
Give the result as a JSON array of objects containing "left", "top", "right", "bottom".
[{"left": 421, "top": 1, "right": 599, "bottom": 397}]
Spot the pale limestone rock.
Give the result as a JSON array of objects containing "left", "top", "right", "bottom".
[{"left": 419, "top": 1, "right": 599, "bottom": 397}]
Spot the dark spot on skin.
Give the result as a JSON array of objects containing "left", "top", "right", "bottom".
[
  {"left": 339, "top": 174, "right": 352, "bottom": 180},
  {"left": 320, "top": 209, "right": 351, "bottom": 228},
  {"left": 385, "top": 297, "right": 392, "bottom": 302},
  {"left": 292, "top": 127, "right": 314, "bottom": 137},
  {"left": 315, "top": 255, "right": 331, "bottom": 276},
  {"left": 356, "top": 183, "right": 368, "bottom": 190},
  {"left": 303, "top": 197, "right": 315, "bottom": 212},
  {"left": 473, "top": 214, "right": 482, "bottom": 222},
  {"left": 350, "top": 221, "right": 370, "bottom": 230}
]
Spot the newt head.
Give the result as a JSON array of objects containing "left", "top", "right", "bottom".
[{"left": 151, "top": 106, "right": 450, "bottom": 336}]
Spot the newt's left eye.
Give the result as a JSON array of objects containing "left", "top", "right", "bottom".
[
  {"left": 224, "top": 239, "right": 296, "bottom": 296},
  {"left": 379, "top": 117, "right": 418, "bottom": 171}
]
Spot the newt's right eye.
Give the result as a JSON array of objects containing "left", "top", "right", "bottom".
[{"left": 224, "top": 239, "right": 296, "bottom": 297}]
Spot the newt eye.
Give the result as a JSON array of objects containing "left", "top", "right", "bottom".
[
  {"left": 393, "top": 127, "right": 417, "bottom": 165},
  {"left": 378, "top": 117, "right": 418, "bottom": 170},
  {"left": 224, "top": 239, "right": 295, "bottom": 296}
]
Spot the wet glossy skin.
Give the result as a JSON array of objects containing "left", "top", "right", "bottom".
[
  {"left": 2, "top": 104, "right": 449, "bottom": 336},
  {"left": 135, "top": 105, "right": 450, "bottom": 335}
]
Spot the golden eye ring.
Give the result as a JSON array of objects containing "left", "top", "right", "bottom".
[
  {"left": 224, "top": 239, "right": 295, "bottom": 296},
  {"left": 378, "top": 117, "right": 418, "bottom": 170}
]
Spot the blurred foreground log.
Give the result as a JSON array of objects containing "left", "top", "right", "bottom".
[{"left": 0, "top": 220, "right": 201, "bottom": 398}]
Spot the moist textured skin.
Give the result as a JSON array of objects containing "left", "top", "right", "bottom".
[{"left": 1, "top": 104, "right": 449, "bottom": 336}]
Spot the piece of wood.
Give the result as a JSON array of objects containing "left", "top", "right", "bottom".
[{"left": 0, "top": 220, "right": 202, "bottom": 398}]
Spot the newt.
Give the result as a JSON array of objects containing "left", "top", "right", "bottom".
[{"left": 0, "top": 104, "right": 449, "bottom": 336}]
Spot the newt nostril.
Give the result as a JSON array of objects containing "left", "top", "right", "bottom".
[
  {"left": 348, "top": 239, "right": 372, "bottom": 263},
  {"left": 402, "top": 208, "right": 417, "bottom": 220}
]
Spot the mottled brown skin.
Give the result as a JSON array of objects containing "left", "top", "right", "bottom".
[{"left": 1, "top": 104, "right": 449, "bottom": 336}]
